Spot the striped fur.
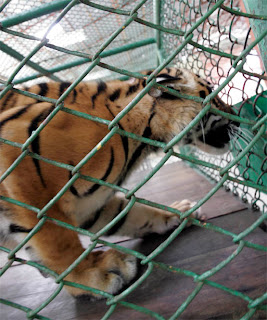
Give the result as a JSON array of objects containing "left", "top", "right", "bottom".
[{"left": 0, "top": 67, "right": 235, "bottom": 298}]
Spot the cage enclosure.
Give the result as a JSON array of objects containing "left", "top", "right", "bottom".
[{"left": 0, "top": 0, "right": 266, "bottom": 319}]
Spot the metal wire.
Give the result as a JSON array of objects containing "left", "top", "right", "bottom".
[{"left": 0, "top": 0, "right": 266, "bottom": 319}]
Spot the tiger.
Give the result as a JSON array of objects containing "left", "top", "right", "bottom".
[{"left": 0, "top": 67, "right": 237, "bottom": 298}]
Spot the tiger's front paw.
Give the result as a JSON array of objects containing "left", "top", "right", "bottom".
[{"left": 67, "top": 250, "right": 137, "bottom": 299}]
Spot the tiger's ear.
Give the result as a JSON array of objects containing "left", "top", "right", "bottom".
[{"left": 148, "top": 74, "right": 181, "bottom": 97}]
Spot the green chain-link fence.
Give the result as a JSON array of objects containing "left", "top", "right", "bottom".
[{"left": 0, "top": 0, "right": 266, "bottom": 319}]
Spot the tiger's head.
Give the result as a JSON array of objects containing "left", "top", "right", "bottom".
[{"left": 145, "top": 67, "right": 238, "bottom": 155}]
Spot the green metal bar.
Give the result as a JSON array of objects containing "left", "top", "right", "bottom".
[
  {"left": 4, "top": 0, "right": 77, "bottom": 87},
  {"left": 221, "top": 4, "right": 267, "bottom": 20},
  {"left": 220, "top": 124, "right": 266, "bottom": 175},
  {"left": 22, "top": 103, "right": 63, "bottom": 151},
  {"left": 2, "top": 128, "right": 266, "bottom": 200},
  {"left": 101, "top": 305, "right": 117, "bottom": 320},
  {"left": 0, "top": 195, "right": 40, "bottom": 214},
  {"left": 169, "top": 282, "right": 204, "bottom": 320},
  {"left": 11, "top": 87, "right": 58, "bottom": 104},
  {"left": 108, "top": 79, "right": 157, "bottom": 129},
  {"left": 232, "top": 29, "right": 267, "bottom": 69},
  {"left": 163, "top": 103, "right": 212, "bottom": 152},
  {"left": 154, "top": 0, "right": 162, "bottom": 64},
  {"left": 80, "top": 0, "right": 130, "bottom": 16},
  {"left": 0, "top": 41, "right": 61, "bottom": 82},
  {"left": 184, "top": 0, "right": 226, "bottom": 38},
  {"left": 113, "top": 301, "right": 165, "bottom": 320},
  {"left": 0, "top": 0, "right": 12, "bottom": 12},
  {"left": 233, "top": 212, "right": 267, "bottom": 243},
  {"left": 90, "top": 196, "right": 136, "bottom": 241},
  {"left": 156, "top": 262, "right": 253, "bottom": 304},
  {"left": 72, "top": 127, "right": 118, "bottom": 175},
  {"left": 37, "top": 173, "right": 80, "bottom": 219},
  {"left": 141, "top": 218, "right": 189, "bottom": 265},
  {"left": 130, "top": 0, "right": 150, "bottom": 15},
  {"left": 0, "top": 0, "right": 73, "bottom": 28},
  {"left": 146, "top": 33, "right": 194, "bottom": 84},
  {"left": 46, "top": 211, "right": 267, "bottom": 257},
  {"left": 0, "top": 258, "right": 15, "bottom": 277},
  {"left": 27, "top": 282, "right": 64, "bottom": 318},
  {"left": 107, "top": 262, "right": 154, "bottom": 305},
  {"left": 55, "top": 241, "right": 98, "bottom": 283},
  {"left": 210, "top": 107, "right": 255, "bottom": 125},
  {"left": 45, "top": 217, "right": 146, "bottom": 260},
  {"left": 6, "top": 41, "right": 45, "bottom": 85},
  {"left": 8, "top": 217, "right": 47, "bottom": 259},
  {"left": 0, "top": 150, "right": 29, "bottom": 183},
  {"left": 43, "top": 0, "right": 79, "bottom": 39},
  {"left": 180, "top": 174, "right": 229, "bottom": 219},
  {"left": 242, "top": 0, "right": 267, "bottom": 71},
  {"left": 126, "top": 148, "right": 173, "bottom": 198},
  {"left": 0, "top": 83, "right": 13, "bottom": 100},
  {"left": 252, "top": 114, "right": 267, "bottom": 131},
  {"left": 0, "top": 299, "right": 50, "bottom": 320},
  {"left": 92, "top": 13, "right": 138, "bottom": 60},
  {"left": 248, "top": 292, "right": 267, "bottom": 308},
  {"left": 56, "top": 58, "right": 100, "bottom": 105},
  {"left": 240, "top": 309, "right": 257, "bottom": 320},
  {"left": 197, "top": 241, "right": 245, "bottom": 281}
]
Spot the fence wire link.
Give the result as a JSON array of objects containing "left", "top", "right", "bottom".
[{"left": 0, "top": 0, "right": 266, "bottom": 319}]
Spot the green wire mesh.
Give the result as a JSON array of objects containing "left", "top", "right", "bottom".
[
  {"left": 0, "top": 0, "right": 266, "bottom": 319},
  {"left": 161, "top": 0, "right": 267, "bottom": 213}
]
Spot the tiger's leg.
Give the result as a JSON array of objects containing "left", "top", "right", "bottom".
[
  {"left": 5, "top": 205, "right": 137, "bottom": 298},
  {"left": 84, "top": 194, "right": 205, "bottom": 238}
]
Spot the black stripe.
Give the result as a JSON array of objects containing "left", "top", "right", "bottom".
[
  {"left": 59, "top": 82, "right": 71, "bottom": 95},
  {"left": 92, "top": 81, "right": 107, "bottom": 109},
  {"left": 28, "top": 106, "right": 54, "bottom": 187},
  {"left": 199, "top": 90, "right": 207, "bottom": 99},
  {"left": 0, "top": 91, "right": 15, "bottom": 111},
  {"left": 109, "top": 89, "right": 121, "bottom": 102},
  {"left": 0, "top": 106, "right": 29, "bottom": 133},
  {"left": 82, "top": 147, "right": 114, "bottom": 197},
  {"left": 80, "top": 205, "right": 105, "bottom": 230},
  {"left": 71, "top": 88, "right": 77, "bottom": 103},
  {"left": 123, "top": 124, "right": 156, "bottom": 176},
  {"left": 160, "top": 91, "right": 182, "bottom": 100},
  {"left": 148, "top": 101, "right": 156, "bottom": 126},
  {"left": 206, "top": 85, "right": 212, "bottom": 94},
  {"left": 148, "top": 112, "right": 156, "bottom": 126},
  {"left": 126, "top": 83, "right": 139, "bottom": 97},
  {"left": 68, "top": 168, "right": 80, "bottom": 197},
  {"left": 9, "top": 224, "right": 32, "bottom": 233},
  {"left": 105, "top": 201, "right": 126, "bottom": 235},
  {"left": 125, "top": 143, "right": 146, "bottom": 176},
  {"left": 156, "top": 74, "right": 181, "bottom": 83},
  {"left": 197, "top": 81, "right": 212, "bottom": 95},
  {"left": 142, "top": 126, "right": 152, "bottom": 139},
  {"left": 105, "top": 103, "right": 128, "bottom": 163},
  {"left": 38, "top": 83, "right": 49, "bottom": 97}
]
